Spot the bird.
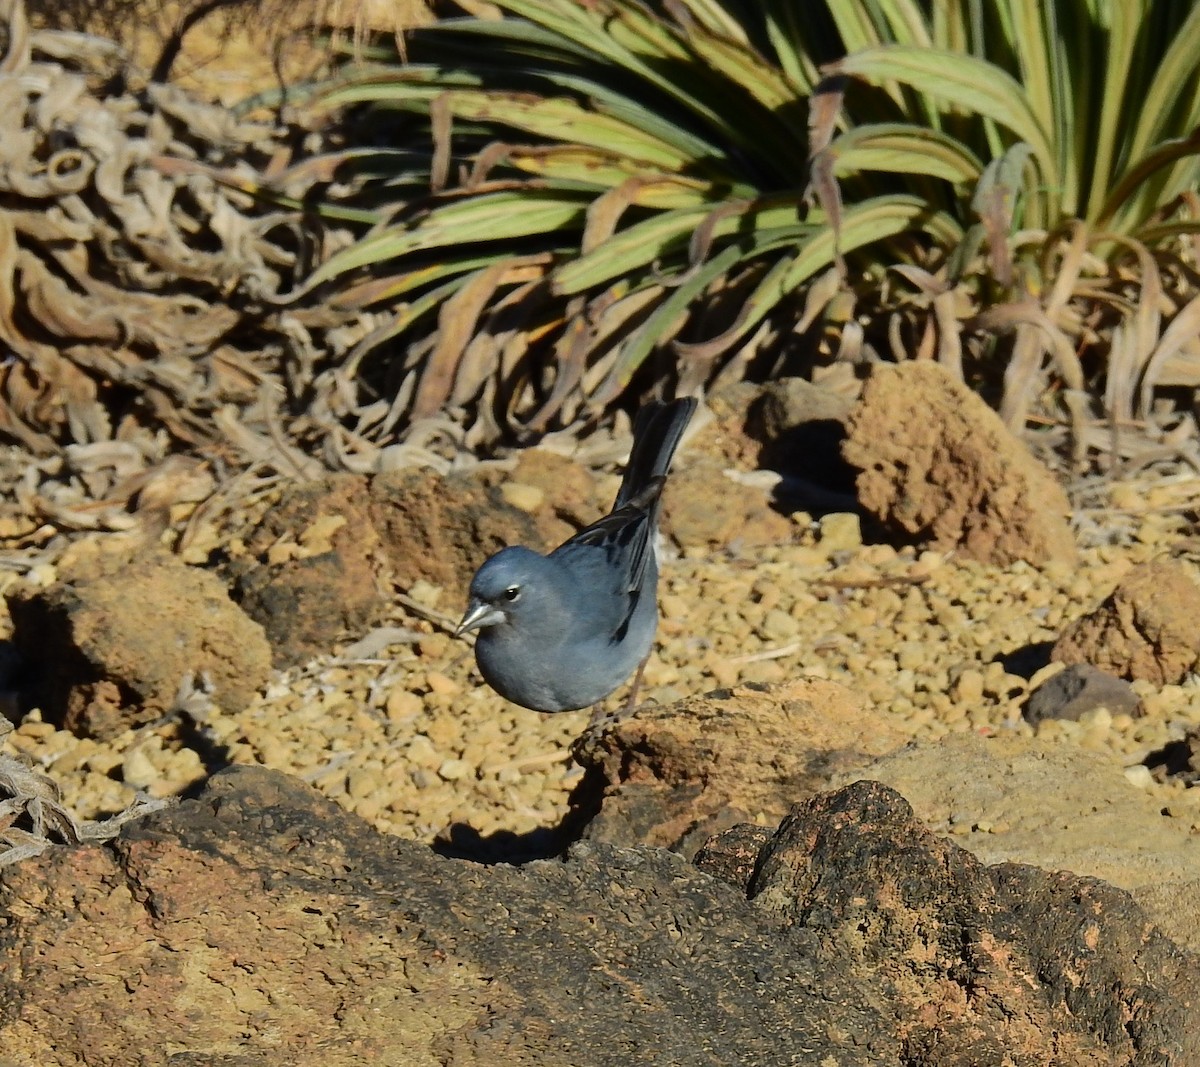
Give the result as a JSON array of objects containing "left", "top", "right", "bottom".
[{"left": 455, "top": 397, "right": 697, "bottom": 713}]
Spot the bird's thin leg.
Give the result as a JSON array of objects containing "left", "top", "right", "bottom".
[
  {"left": 586, "top": 655, "right": 649, "bottom": 731},
  {"left": 624, "top": 655, "right": 649, "bottom": 713}
]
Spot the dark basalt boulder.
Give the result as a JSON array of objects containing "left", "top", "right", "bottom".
[{"left": 1, "top": 767, "right": 1194, "bottom": 1065}]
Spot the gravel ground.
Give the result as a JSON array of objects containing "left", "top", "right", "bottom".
[{"left": 6, "top": 469, "right": 1200, "bottom": 843}]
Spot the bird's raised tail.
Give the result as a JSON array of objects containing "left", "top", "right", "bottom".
[{"left": 614, "top": 397, "right": 698, "bottom": 510}]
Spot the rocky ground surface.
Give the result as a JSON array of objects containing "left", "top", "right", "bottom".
[
  {"left": 5, "top": 371, "right": 1200, "bottom": 857},
  {"left": 5, "top": 366, "right": 1200, "bottom": 1062},
  {"left": 4, "top": 765, "right": 1197, "bottom": 1065}
]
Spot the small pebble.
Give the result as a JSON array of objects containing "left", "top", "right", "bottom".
[
  {"left": 406, "top": 735, "right": 441, "bottom": 769},
  {"left": 426, "top": 672, "right": 460, "bottom": 697},
  {"left": 121, "top": 745, "right": 160, "bottom": 791},
  {"left": 386, "top": 688, "right": 423, "bottom": 722},
  {"left": 500, "top": 482, "right": 545, "bottom": 513},
  {"left": 438, "top": 758, "right": 472, "bottom": 781},
  {"left": 424, "top": 716, "right": 461, "bottom": 749},
  {"left": 1124, "top": 765, "right": 1155, "bottom": 789},
  {"left": 760, "top": 608, "right": 800, "bottom": 642},
  {"left": 951, "top": 669, "right": 985, "bottom": 705},
  {"left": 819, "top": 513, "right": 862, "bottom": 551}
]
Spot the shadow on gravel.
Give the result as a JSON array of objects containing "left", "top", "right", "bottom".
[
  {"left": 171, "top": 713, "right": 239, "bottom": 800},
  {"left": 1141, "top": 735, "right": 1200, "bottom": 784},
  {"left": 998, "top": 640, "right": 1056, "bottom": 680},
  {"left": 433, "top": 766, "right": 601, "bottom": 863},
  {"left": 432, "top": 821, "right": 580, "bottom": 864}
]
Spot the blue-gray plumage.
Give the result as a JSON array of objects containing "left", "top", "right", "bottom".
[{"left": 455, "top": 397, "right": 697, "bottom": 712}]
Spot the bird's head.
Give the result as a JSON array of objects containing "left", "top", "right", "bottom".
[{"left": 455, "top": 546, "right": 559, "bottom": 637}]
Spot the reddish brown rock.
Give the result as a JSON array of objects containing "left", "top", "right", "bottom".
[
  {"left": 2, "top": 767, "right": 1194, "bottom": 1065},
  {"left": 5, "top": 555, "right": 271, "bottom": 738},
  {"left": 370, "top": 422, "right": 783, "bottom": 583},
  {"left": 369, "top": 466, "right": 573, "bottom": 591},
  {"left": 661, "top": 457, "right": 794, "bottom": 550},
  {"left": 228, "top": 474, "right": 391, "bottom": 666},
  {"left": 226, "top": 430, "right": 760, "bottom": 664},
  {"left": 684, "top": 381, "right": 762, "bottom": 469},
  {"left": 842, "top": 362, "right": 1076, "bottom": 565},
  {"left": 1053, "top": 559, "right": 1200, "bottom": 685},
  {"left": 499, "top": 447, "right": 602, "bottom": 531},
  {"left": 569, "top": 680, "right": 909, "bottom": 856}
]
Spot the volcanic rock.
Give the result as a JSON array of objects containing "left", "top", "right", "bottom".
[
  {"left": 1053, "top": 559, "right": 1200, "bottom": 685},
  {"left": 842, "top": 362, "right": 1076, "bottom": 565},
  {"left": 5, "top": 555, "right": 270, "bottom": 738},
  {"left": 1, "top": 767, "right": 1195, "bottom": 1064}
]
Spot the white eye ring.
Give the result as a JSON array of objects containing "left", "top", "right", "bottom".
[{"left": 502, "top": 585, "right": 521, "bottom": 602}]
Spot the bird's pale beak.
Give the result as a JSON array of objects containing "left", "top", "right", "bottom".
[{"left": 455, "top": 600, "right": 506, "bottom": 637}]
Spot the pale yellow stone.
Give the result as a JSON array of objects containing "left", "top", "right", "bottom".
[
  {"left": 951, "top": 669, "right": 985, "bottom": 705},
  {"left": 408, "top": 580, "right": 443, "bottom": 609},
  {"left": 1124, "top": 764, "right": 1155, "bottom": 789},
  {"left": 122, "top": 744, "right": 161, "bottom": 791},
  {"left": 266, "top": 539, "right": 300, "bottom": 565},
  {"left": 819, "top": 512, "right": 862, "bottom": 551},
  {"left": 424, "top": 715, "right": 461, "bottom": 749},
  {"left": 426, "top": 672, "right": 460, "bottom": 697},
  {"left": 347, "top": 768, "right": 379, "bottom": 801},
  {"left": 760, "top": 608, "right": 800, "bottom": 642},
  {"left": 299, "top": 514, "right": 348, "bottom": 552},
  {"left": 1078, "top": 707, "right": 1113, "bottom": 733},
  {"left": 406, "top": 735, "right": 441, "bottom": 769},
  {"left": 499, "top": 482, "right": 545, "bottom": 513},
  {"left": 386, "top": 687, "right": 423, "bottom": 722},
  {"left": 438, "top": 758, "right": 472, "bottom": 781}
]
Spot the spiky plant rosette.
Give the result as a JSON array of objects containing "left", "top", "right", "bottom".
[
  {"left": 807, "top": 1, "right": 1200, "bottom": 469},
  {"left": 297, "top": 0, "right": 963, "bottom": 442},
  {"left": 298, "top": 0, "right": 1200, "bottom": 468}
]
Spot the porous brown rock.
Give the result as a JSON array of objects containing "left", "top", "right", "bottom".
[
  {"left": 683, "top": 381, "right": 762, "bottom": 469},
  {"left": 2, "top": 767, "right": 1195, "bottom": 1065},
  {"left": 842, "top": 362, "right": 1077, "bottom": 565},
  {"left": 225, "top": 464, "right": 581, "bottom": 663},
  {"left": 836, "top": 731, "right": 1200, "bottom": 957},
  {"left": 569, "top": 680, "right": 909, "bottom": 856},
  {"left": 692, "top": 821, "right": 772, "bottom": 888},
  {"left": 5, "top": 556, "right": 271, "bottom": 738},
  {"left": 1053, "top": 559, "right": 1200, "bottom": 685},
  {"left": 369, "top": 465, "right": 578, "bottom": 590},
  {"left": 0, "top": 767, "right": 881, "bottom": 1066},
  {"left": 227, "top": 474, "right": 391, "bottom": 666},
  {"left": 661, "top": 457, "right": 794, "bottom": 549},
  {"left": 742, "top": 781, "right": 1198, "bottom": 1065}
]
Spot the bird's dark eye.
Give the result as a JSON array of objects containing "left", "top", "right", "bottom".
[{"left": 502, "top": 585, "right": 521, "bottom": 601}]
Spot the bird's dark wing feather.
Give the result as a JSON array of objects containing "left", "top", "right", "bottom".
[
  {"left": 555, "top": 478, "right": 661, "bottom": 593},
  {"left": 549, "top": 396, "right": 695, "bottom": 644},
  {"left": 550, "top": 480, "right": 661, "bottom": 643}
]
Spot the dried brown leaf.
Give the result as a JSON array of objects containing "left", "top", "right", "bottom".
[
  {"left": 413, "top": 264, "right": 511, "bottom": 420},
  {"left": 1141, "top": 293, "right": 1200, "bottom": 416}
]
